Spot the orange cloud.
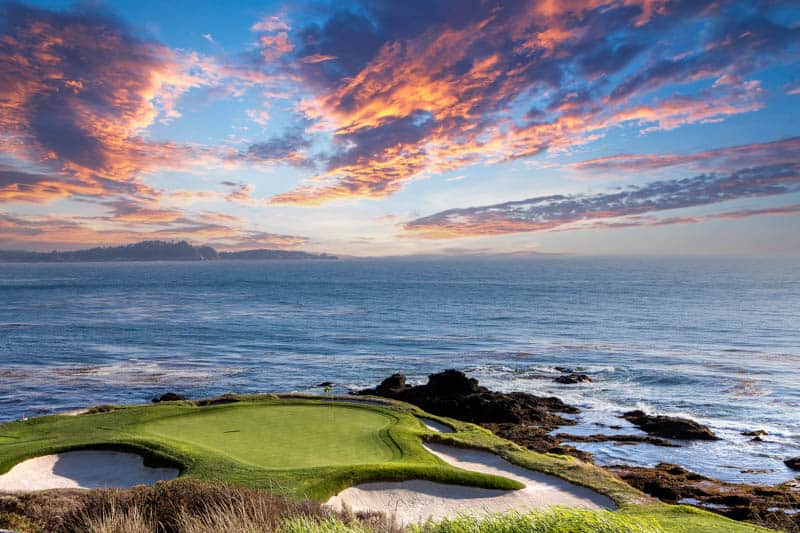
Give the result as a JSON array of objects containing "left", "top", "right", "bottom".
[
  {"left": 269, "top": 0, "right": 787, "bottom": 205},
  {"left": 0, "top": 4, "right": 269, "bottom": 207},
  {"left": 259, "top": 32, "right": 294, "bottom": 61}
]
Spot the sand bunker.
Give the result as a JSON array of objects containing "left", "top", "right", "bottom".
[
  {"left": 418, "top": 418, "right": 455, "bottom": 433},
  {"left": 0, "top": 450, "right": 179, "bottom": 491},
  {"left": 327, "top": 443, "right": 615, "bottom": 526}
]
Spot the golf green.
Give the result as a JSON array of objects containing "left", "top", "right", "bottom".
[
  {"left": 142, "top": 403, "right": 399, "bottom": 469},
  {"left": 0, "top": 397, "right": 524, "bottom": 499}
]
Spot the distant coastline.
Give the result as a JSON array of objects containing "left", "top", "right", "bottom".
[{"left": 0, "top": 240, "right": 337, "bottom": 263}]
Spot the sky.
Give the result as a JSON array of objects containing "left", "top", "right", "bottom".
[{"left": 0, "top": 0, "right": 798, "bottom": 256}]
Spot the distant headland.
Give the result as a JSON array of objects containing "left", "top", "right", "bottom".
[{"left": 0, "top": 240, "right": 337, "bottom": 263}]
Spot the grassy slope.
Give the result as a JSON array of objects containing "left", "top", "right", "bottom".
[{"left": 0, "top": 395, "right": 773, "bottom": 532}]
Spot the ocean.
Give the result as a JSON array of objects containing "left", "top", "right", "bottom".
[{"left": 1, "top": 256, "right": 798, "bottom": 485}]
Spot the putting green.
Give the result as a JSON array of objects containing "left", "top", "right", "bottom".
[
  {"left": 0, "top": 398, "right": 526, "bottom": 500},
  {"left": 142, "top": 404, "right": 398, "bottom": 469}
]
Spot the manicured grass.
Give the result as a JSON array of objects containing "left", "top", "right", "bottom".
[
  {"left": 142, "top": 404, "right": 399, "bottom": 469},
  {"left": 0, "top": 398, "right": 521, "bottom": 499},
  {"left": 0, "top": 395, "right": 777, "bottom": 532}
]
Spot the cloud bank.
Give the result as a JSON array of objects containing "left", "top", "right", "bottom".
[{"left": 404, "top": 162, "right": 800, "bottom": 238}]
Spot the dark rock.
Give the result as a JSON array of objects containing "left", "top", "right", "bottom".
[
  {"left": 554, "top": 366, "right": 573, "bottom": 373},
  {"left": 785, "top": 457, "right": 800, "bottom": 471},
  {"left": 554, "top": 373, "right": 592, "bottom": 384},
  {"left": 368, "top": 373, "right": 409, "bottom": 396},
  {"left": 742, "top": 429, "right": 767, "bottom": 437},
  {"left": 358, "top": 369, "right": 577, "bottom": 431},
  {"left": 316, "top": 381, "right": 334, "bottom": 388},
  {"left": 152, "top": 392, "right": 186, "bottom": 403},
  {"left": 426, "top": 369, "right": 481, "bottom": 395},
  {"left": 750, "top": 436, "right": 763, "bottom": 442},
  {"left": 622, "top": 410, "right": 718, "bottom": 440}
]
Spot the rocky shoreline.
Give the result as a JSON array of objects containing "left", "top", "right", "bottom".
[{"left": 357, "top": 369, "right": 800, "bottom": 531}]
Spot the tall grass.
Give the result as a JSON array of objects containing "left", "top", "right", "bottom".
[
  {"left": 78, "top": 502, "right": 153, "bottom": 533},
  {"left": 280, "top": 516, "right": 376, "bottom": 533},
  {"left": 0, "top": 479, "right": 399, "bottom": 533}
]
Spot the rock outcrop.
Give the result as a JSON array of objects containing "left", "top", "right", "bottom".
[
  {"left": 622, "top": 410, "right": 718, "bottom": 440},
  {"left": 359, "top": 369, "right": 576, "bottom": 425},
  {"left": 785, "top": 457, "right": 800, "bottom": 471},
  {"left": 151, "top": 392, "right": 186, "bottom": 403},
  {"left": 554, "top": 373, "right": 592, "bottom": 384}
]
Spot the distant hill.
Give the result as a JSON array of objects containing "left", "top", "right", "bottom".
[{"left": 0, "top": 240, "right": 337, "bottom": 263}]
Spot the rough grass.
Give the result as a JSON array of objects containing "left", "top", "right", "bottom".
[
  {"left": 620, "top": 503, "right": 779, "bottom": 533},
  {"left": 412, "top": 508, "right": 664, "bottom": 533}
]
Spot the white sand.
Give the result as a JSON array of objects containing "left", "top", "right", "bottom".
[
  {"left": 326, "top": 443, "right": 615, "bottom": 526},
  {"left": 0, "top": 450, "right": 179, "bottom": 491},
  {"left": 418, "top": 418, "right": 455, "bottom": 433},
  {"left": 58, "top": 408, "right": 89, "bottom": 416}
]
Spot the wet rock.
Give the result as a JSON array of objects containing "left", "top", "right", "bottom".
[
  {"left": 554, "top": 373, "right": 592, "bottom": 384},
  {"left": 785, "top": 457, "right": 800, "bottom": 471},
  {"left": 554, "top": 366, "right": 573, "bottom": 373},
  {"left": 742, "top": 429, "right": 768, "bottom": 437},
  {"left": 608, "top": 462, "right": 800, "bottom": 530},
  {"left": 316, "top": 381, "right": 334, "bottom": 388},
  {"left": 622, "top": 410, "right": 718, "bottom": 440},
  {"left": 554, "top": 433, "right": 680, "bottom": 447},
  {"left": 151, "top": 392, "right": 186, "bottom": 403}
]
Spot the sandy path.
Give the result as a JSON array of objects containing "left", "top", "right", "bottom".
[
  {"left": 326, "top": 443, "right": 615, "bottom": 526},
  {"left": 0, "top": 451, "right": 179, "bottom": 491}
]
